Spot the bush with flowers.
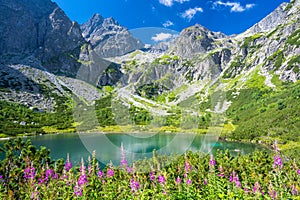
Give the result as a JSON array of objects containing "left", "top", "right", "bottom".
[{"left": 0, "top": 138, "right": 299, "bottom": 199}]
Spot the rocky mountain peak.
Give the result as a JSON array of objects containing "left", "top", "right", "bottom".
[
  {"left": 183, "top": 24, "right": 226, "bottom": 38},
  {"left": 103, "top": 17, "right": 120, "bottom": 26},
  {"left": 171, "top": 24, "right": 228, "bottom": 58},
  {"left": 81, "top": 13, "right": 104, "bottom": 38},
  {"left": 91, "top": 13, "right": 104, "bottom": 22},
  {"left": 81, "top": 14, "right": 143, "bottom": 57}
]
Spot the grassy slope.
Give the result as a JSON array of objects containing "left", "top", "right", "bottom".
[
  {"left": 0, "top": 94, "right": 75, "bottom": 137},
  {"left": 224, "top": 76, "right": 300, "bottom": 158}
]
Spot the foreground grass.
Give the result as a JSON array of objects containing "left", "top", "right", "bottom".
[{"left": 0, "top": 139, "right": 299, "bottom": 199}]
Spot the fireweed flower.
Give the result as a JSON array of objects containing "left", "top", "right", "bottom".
[
  {"left": 62, "top": 171, "right": 68, "bottom": 180},
  {"left": 244, "top": 188, "right": 250, "bottom": 193},
  {"left": 235, "top": 180, "right": 242, "bottom": 188},
  {"left": 233, "top": 176, "right": 239, "bottom": 183},
  {"left": 273, "top": 155, "right": 283, "bottom": 168},
  {"left": 203, "top": 179, "right": 208, "bottom": 185},
  {"left": 79, "top": 164, "right": 86, "bottom": 174},
  {"left": 88, "top": 165, "right": 92, "bottom": 175},
  {"left": 52, "top": 173, "right": 59, "bottom": 179},
  {"left": 184, "top": 161, "right": 192, "bottom": 173},
  {"left": 61, "top": 169, "right": 72, "bottom": 186},
  {"left": 127, "top": 167, "right": 133, "bottom": 174},
  {"left": 186, "top": 179, "right": 192, "bottom": 185},
  {"left": 107, "top": 168, "right": 114, "bottom": 178},
  {"left": 87, "top": 156, "right": 94, "bottom": 175},
  {"left": 0, "top": 175, "right": 3, "bottom": 182},
  {"left": 45, "top": 168, "right": 54, "bottom": 179},
  {"left": 30, "top": 192, "right": 36, "bottom": 199},
  {"left": 158, "top": 175, "right": 166, "bottom": 184},
  {"left": 297, "top": 169, "right": 300, "bottom": 175},
  {"left": 209, "top": 154, "right": 216, "bottom": 167},
  {"left": 97, "top": 170, "right": 104, "bottom": 178},
  {"left": 149, "top": 172, "right": 155, "bottom": 181},
  {"left": 175, "top": 177, "right": 181, "bottom": 184},
  {"left": 38, "top": 176, "right": 47, "bottom": 185},
  {"left": 230, "top": 171, "right": 241, "bottom": 188},
  {"left": 120, "top": 143, "right": 128, "bottom": 168},
  {"left": 269, "top": 190, "right": 277, "bottom": 199},
  {"left": 77, "top": 159, "right": 88, "bottom": 186},
  {"left": 74, "top": 185, "right": 83, "bottom": 197},
  {"left": 120, "top": 159, "right": 128, "bottom": 167},
  {"left": 43, "top": 168, "right": 55, "bottom": 183},
  {"left": 252, "top": 182, "right": 261, "bottom": 193},
  {"left": 64, "top": 160, "right": 72, "bottom": 172},
  {"left": 64, "top": 154, "right": 73, "bottom": 172},
  {"left": 291, "top": 185, "right": 297, "bottom": 195},
  {"left": 78, "top": 174, "right": 88, "bottom": 186},
  {"left": 130, "top": 179, "right": 140, "bottom": 193},
  {"left": 24, "top": 166, "right": 35, "bottom": 181},
  {"left": 30, "top": 189, "right": 38, "bottom": 200},
  {"left": 218, "top": 166, "right": 225, "bottom": 177},
  {"left": 134, "top": 181, "right": 140, "bottom": 190}
]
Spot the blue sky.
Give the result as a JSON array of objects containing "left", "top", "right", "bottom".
[{"left": 52, "top": 0, "right": 289, "bottom": 35}]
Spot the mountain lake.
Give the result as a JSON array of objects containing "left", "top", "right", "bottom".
[{"left": 0, "top": 133, "right": 267, "bottom": 166}]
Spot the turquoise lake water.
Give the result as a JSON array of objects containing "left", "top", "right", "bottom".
[{"left": 0, "top": 133, "right": 267, "bottom": 166}]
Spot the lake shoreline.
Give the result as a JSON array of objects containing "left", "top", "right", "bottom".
[
  {"left": 1, "top": 131, "right": 269, "bottom": 166},
  {"left": 0, "top": 125, "right": 210, "bottom": 138},
  {"left": 0, "top": 129, "right": 273, "bottom": 154},
  {"left": 0, "top": 125, "right": 278, "bottom": 155}
]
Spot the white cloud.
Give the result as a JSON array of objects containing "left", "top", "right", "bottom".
[
  {"left": 159, "top": 0, "right": 189, "bottom": 7},
  {"left": 245, "top": 4, "right": 255, "bottom": 9},
  {"left": 181, "top": 7, "right": 203, "bottom": 21},
  {"left": 163, "top": 20, "right": 174, "bottom": 27},
  {"left": 213, "top": 1, "right": 255, "bottom": 12},
  {"left": 151, "top": 33, "right": 173, "bottom": 42},
  {"left": 144, "top": 44, "right": 152, "bottom": 48},
  {"left": 159, "top": 0, "right": 173, "bottom": 7}
]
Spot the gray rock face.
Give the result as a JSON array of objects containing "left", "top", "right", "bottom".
[
  {"left": 147, "top": 24, "right": 233, "bottom": 82},
  {"left": 246, "top": 2, "right": 289, "bottom": 34},
  {"left": 172, "top": 24, "right": 227, "bottom": 58},
  {"left": 81, "top": 14, "right": 143, "bottom": 57},
  {"left": 0, "top": 0, "right": 85, "bottom": 74}
]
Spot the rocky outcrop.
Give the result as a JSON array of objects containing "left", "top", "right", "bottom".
[
  {"left": 0, "top": 0, "right": 85, "bottom": 74},
  {"left": 165, "top": 0, "right": 300, "bottom": 82},
  {"left": 245, "top": 2, "right": 289, "bottom": 34},
  {"left": 171, "top": 24, "right": 228, "bottom": 58},
  {"left": 229, "top": 0, "right": 300, "bottom": 82},
  {"left": 81, "top": 14, "right": 143, "bottom": 57}
]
